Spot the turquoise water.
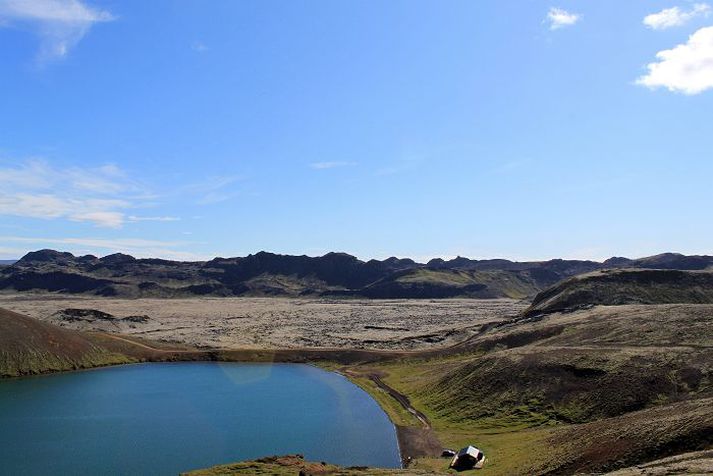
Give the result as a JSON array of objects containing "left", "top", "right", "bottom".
[{"left": 0, "top": 362, "right": 401, "bottom": 475}]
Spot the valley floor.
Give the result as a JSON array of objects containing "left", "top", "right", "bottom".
[
  {"left": 0, "top": 295, "right": 525, "bottom": 350},
  {"left": 1, "top": 297, "right": 711, "bottom": 475}
]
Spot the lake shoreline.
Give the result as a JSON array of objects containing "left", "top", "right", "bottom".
[
  {"left": 0, "top": 361, "right": 403, "bottom": 474},
  {"left": 1, "top": 339, "right": 445, "bottom": 467}
]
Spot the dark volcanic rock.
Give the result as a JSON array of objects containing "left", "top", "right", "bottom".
[
  {"left": 54, "top": 308, "right": 115, "bottom": 321},
  {"left": 15, "top": 249, "right": 76, "bottom": 265},
  {"left": 100, "top": 253, "right": 137, "bottom": 265},
  {"left": 3, "top": 249, "right": 713, "bottom": 299},
  {"left": 0, "top": 271, "right": 113, "bottom": 293},
  {"left": 361, "top": 280, "right": 488, "bottom": 299},
  {"left": 54, "top": 308, "right": 151, "bottom": 323}
]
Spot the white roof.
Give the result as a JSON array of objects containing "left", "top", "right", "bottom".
[{"left": 457, "top": 445, "right": 481, "bottom": 458}]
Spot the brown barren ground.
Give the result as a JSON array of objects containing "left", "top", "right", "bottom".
[{"left": 0, "top": 295, "right": 525, "bottom": 350}]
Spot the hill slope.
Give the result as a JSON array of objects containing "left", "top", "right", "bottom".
[
  {"left": 354, "top": 269, "right": 541, "bottom": 299},
  {"left": 0, "top": 308, "right": 136, "bottom": 377},
  {"left": 358, "top": 270, "right": 713, "bottom": 473},
  {"left": 526, "top": 268, "right": 713, "bottom": 316},
  {"left": 421, "top": 304, "right": 713, "bottom": 425}
]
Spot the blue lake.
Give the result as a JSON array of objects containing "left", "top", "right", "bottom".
[{"left": 0, "top": 362, "right": 401, "bottom": 475}]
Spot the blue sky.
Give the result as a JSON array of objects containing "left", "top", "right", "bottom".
[{"left": 1, "top": 0, "right": 712, "bottom": 261}]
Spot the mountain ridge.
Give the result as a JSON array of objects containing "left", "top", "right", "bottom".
[{"left": 1, "top": 249, "right": 711, "bottom": 299}]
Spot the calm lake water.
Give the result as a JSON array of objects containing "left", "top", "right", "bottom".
[{"left": 0, "top": 362, "right": 401, "bottom": 475}]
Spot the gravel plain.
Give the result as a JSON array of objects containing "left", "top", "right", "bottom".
[{"left": 0, "top": 294, "right": 526, "bottom": 350}]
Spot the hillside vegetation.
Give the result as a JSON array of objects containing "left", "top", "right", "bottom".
[
  {"left": 420, "top": 304, "right": 713, "bottom": 426},
  {"left": 526, "top": 269, "right": 713, "bottom": 316},
  {"left": 183, "top": 454, "right": 438, "bottom": 475},
  {"left": 357, "top": 275, "right": 713, "bottom": 474},
  {"left": 0, "top": 308, "right": 135, "bottom": 377}
]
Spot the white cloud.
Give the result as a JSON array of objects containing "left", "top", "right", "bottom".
[
  {"left": 0, "top": 159, "right": 171, "bottom": 228},
  {"left": 128, "top": 215, "right": 180, "bottom": 222},
  {"left": 0, "top": 192, "right": 129, "bottom": 228},
  {"left": 636, "top": 26, "right": 713, "bottom": 95},
  {"left": 0, "top": 0, "right": 114, "bottom": 61},
  {"left": 643, "top": 3, "right": 711, "bottom": 30},
  {"left": 309, "top": 161, "right": 357, "bottom": 170},
  {"left": 70, "top": 211, "right": 125, "bottom": 228},
  {"left": 0, "top": 246, "right": 31, "bottom": 258},
  {"left": 546, "top": 7, "right": 581, "bottom": 30}
]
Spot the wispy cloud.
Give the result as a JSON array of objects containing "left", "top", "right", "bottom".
[
  {"left": 546, "top": 7, "right": 581, "bottom": 30},
  {"left": 0, "top": 235, "right": 208, "bottom": 261},
  {"left": 0, "top": 159, "right": 162, "bottom": 228},
  {"left": 69, "top": 210, "right": 126, "bottom": 228},
  {"left": 636, "top": 26, "right": 713, "bottom": 95},
  {"left": 643, "top": 3, "right": 711, "bottom": 30},
  {"left": 184, "top": 175, "right": 244, "bottom": 204},
  {"left": 492, "top": 158, "right": 533, "bottom": 174},
  {"left": 308, "top": 161, "right": 357, "bottom": 170},
  {"left": 191, "top": 41, "right": 208, "bottom": 52},
  {"left": 0, "top": 0, "right": 114, "bottom": 62},
  {"left": 128, "top": 215, "right": 180, "bottom": 222}
]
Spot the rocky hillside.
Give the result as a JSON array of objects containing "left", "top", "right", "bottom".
[
  {"left": 525, "top": 268, "right": 713, "bottom": 316},
  {"left": 382, "top": 300, "right": 713, "bottom": 474},
  {"left": 1, "top": 249, "right": 711, "bottom": 299},
  {"left": 424, "top": 304, "right": 713, "bottom": 424},
  {"left": 0, "top": 307, "right": 135, "bottom": 377}
]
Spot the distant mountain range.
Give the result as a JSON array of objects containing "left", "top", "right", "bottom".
[{"left": 0, "top": 249, "right": 711, "bottom": 299}]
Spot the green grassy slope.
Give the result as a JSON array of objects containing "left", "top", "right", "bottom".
[
  {"left": 360, "top": 301, "right": 713, "bottom": 474},
  {"left": 0, "top": 308, "right": 135, "bottom": 377},
  {"left": 417, "top": 303, "right": 713, "bottom": 425}
]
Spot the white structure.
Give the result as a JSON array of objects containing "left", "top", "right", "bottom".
[{"left": 449, "top": 445, "right": 485, "bottom": 470}]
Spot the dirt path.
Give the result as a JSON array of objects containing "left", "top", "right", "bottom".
[
  {"left": 369, "top": 373, "right": 431, "bottom": 428},
  {"left": 368, "top": 373, "right": 443, "bottom": 465},
  {"left": 342, "top": 368, "right": 431, "bottom": 427},
  {"left": 97, "top": 333, "right": 186, "bottom": 352},
  {"left": 341, "top": 368, "right": 442, "bottom": 465}
]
